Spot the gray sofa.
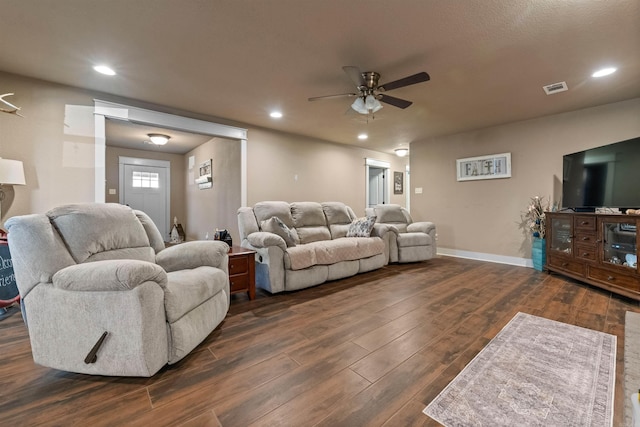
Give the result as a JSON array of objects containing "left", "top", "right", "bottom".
[
  {"left": 6, "top": 203, "right": 230, "bottom": 377},
  {"left": 237, "top": 201, "right": 391, "bottom": 293},
  {"left": 366, "top": 204, "right": 437, "bottom": 263}
]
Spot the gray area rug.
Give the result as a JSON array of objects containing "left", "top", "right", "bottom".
[
  {"left": 625, "top": 311, "right": 640, "bottom": 427},
  {"left": 424, "top": 312, "right": 616, "bottom": 427}
]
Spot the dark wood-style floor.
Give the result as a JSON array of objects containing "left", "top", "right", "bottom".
[{"left": 1, "top": 256, "right": 638, "bottom": 426}]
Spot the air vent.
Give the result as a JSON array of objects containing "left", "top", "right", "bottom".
[{"left": 543, "top": 81, "right": 568, "bottom": 95}]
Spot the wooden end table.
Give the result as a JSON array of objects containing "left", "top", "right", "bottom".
[{"left": 228, "top": 246, "right": 256, "bottom": 300}]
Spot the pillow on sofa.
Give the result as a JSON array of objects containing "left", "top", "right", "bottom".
[
  {"left": 261, "top": 216, "right": 297, "bottom": 247},
  {"left": 346, "top": 216, "right": 377, "bottom": 238}
]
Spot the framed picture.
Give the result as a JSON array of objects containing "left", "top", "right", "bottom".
[
  {"left": 196, "top": 159, "right": 212, "bottom": 189},
  {"left": 394, "top": 171, "right": 404, "bottom": 194},
  {"left": 456, "top": 152, "right": 511, "bottom": 181}
]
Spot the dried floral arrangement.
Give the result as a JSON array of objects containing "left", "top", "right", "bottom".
[{"left": 524, "top": 196, "right": 550, "bottom": 239}]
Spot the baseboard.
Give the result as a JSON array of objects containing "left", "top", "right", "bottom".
[{"left": 437, "top": 247, "right": 533, "bottom": 268}]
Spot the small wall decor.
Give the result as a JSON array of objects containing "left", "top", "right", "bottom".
[
  {"left": 456, "top": 152, "right": 511, "bottom": 181},
  {"left": 0, "top": 93, "right": 24, "bottom": 117},
  {"left": 195, "top": 159, "right": 212, "bottom": 189},
  {"left": 394, "top": 171, "right": 404, "bottom": 194}
]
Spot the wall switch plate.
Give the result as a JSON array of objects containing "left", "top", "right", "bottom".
[{"left": 415, "top": 187, "right": 423, "bottom": 194}]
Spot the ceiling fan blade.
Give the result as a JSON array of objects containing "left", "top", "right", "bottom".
[
  {"left": 378, "top": 94, "right": 413, "bottom": 109},
  {"left": 308, "top": 93, "right": 358, "bottom": 101},
  {"left": 378, "top": 72, "right": 430, "bottom": 92},
  {"left": 342, "top": 66, "right": 365, "bottom": 87}
]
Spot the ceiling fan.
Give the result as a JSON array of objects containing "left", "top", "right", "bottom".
[{"left": 308, "top": 66, "right": 430, "bottom": 115}]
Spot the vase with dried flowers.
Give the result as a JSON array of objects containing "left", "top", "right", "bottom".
[{"left": 524, "top": 196, "right": 550, "bottom": 271}]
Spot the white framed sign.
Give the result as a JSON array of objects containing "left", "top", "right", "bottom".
[{"left": 456, "top": 152, "right": 511, "bottom": 181}]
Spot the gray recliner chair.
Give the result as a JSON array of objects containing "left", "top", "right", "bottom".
[
  {"left": 6, "top": 203, "right": 230, "bottom": 377},
  {"left": 365, "top": 204, "right": 437, "bottom": 263}
]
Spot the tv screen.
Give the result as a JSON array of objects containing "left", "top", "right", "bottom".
[{"left": 562, "top": 137, "right": 640, "bottom": 209}]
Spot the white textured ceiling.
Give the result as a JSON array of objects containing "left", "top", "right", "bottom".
[{"left": 0, "top": 0, "right": 639, "bottom": 154}]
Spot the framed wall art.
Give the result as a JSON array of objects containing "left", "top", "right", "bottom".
[
  {"left": 394, "top": 171, "right": 404, "bottom": 194},
  {"left": 456, "top": 152, "right": 511, "bottom": 181}
]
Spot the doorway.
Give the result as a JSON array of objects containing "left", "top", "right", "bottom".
[
  {"left": 119, "top": 157, "right": 170, "bottom": 239},
  {"left": 365, "top": 158, "right": 390, "bottom": 208}
]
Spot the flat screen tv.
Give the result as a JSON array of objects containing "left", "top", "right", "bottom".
[{"left": 562, "top": 137, "right": 640, "bottom": 210}]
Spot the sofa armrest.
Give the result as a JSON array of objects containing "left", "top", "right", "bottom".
[
  {"left": 52, "top": 259, "right": 168, "bottom": 292},
  {"left": 371, "top": 223, "right": 398, "bottom": 238},
  {"left": 246, "top": 232, "right": 287, "bottom": 251},
  {"left": 156, "top": 240, "right": 229, "bottom": 272},
  {"left": 407, "top": 221, "right": 436, "bottom": 234}
]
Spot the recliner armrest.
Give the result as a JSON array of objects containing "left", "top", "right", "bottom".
[
  {"left": 371, "top": 223, "right": 398, "bottom": 237},
  {"left": 407, "top": 221, "right": 436, "bottom": 234},
  {"left": 156, "top": 240, "right": 229, "bottom": 272},
  {"left": 53, "top": 259, "right": 168, "bottom": 291},
  {"left": 246, "top": 232, "right": 287, "bottom": 251}
]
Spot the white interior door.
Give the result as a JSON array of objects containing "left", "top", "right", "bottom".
[
  {"left": 119, "top": 157, "right": 170, "bottom": 240},
  {"left": 369, "top": 167, "right": 386, "bottom": 207}
]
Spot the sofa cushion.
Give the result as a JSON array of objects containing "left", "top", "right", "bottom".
[
  {"left": 322, "top": 202, "right": 355, "bottom": 239},
  {"left": 261, "top": 216, "right": 297, "bottom": 247},
  {"left": 322, "top": 202, "right": 353, "bottom": 225},
  {"left": 375, "top": 205, "right": 408, "bottom": 224},
  {"left": 283, "top": 237, "right": 385, "bottom": 271},
  {"left": 47, "top": 203, "right": 153, "bottom": 264},
  {"left": 291, "top": 202, "right": 331, "bottom": 244},
  {"left": 255, "top": 201, "right": 299, "bottom": 243},
  {"left": 254, "top": 201, "right": 296, "bottom": 228},
  {"left": 347, "top": 216, "right": 377, "bottom": 237}
]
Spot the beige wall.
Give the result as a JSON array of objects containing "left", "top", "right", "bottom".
[
  {"left": 185, "top": 137, "right": 241, "bottom": 243},
  {"left": 0, "top": 71, "right": 96, "bottom": 225},
  {"left": 410, "top": 97, "right": 640, "bottom": 262},
  {"left": 104, "top": 145, "right": 187, "bottom": 227},
  {"left": 246, "top": 127, "right": 409, "bottom": 214}
]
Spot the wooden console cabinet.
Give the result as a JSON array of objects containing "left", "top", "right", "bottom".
[{"left": 545, "top": 212, "right": 639, "bottom": 300}]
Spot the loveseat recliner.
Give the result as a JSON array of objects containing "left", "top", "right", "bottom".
[
  {"left": 365, "top": 204, "right": 437, "bottom": 263},
  {"left": 6, "top": 203, "right": 230, "bottom": 377},
  {"left": 238, "top": 201, "right": 391, "bottom": 293}
]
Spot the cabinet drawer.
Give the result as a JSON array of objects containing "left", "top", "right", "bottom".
[
  {"left": 230, "top": 274, "right": 249, "bottom": 292},
  {"left": 574, "top": 216, "right": 596, "bottom": 231},
  {"left": 575, "top": 232, "right": 597, "bottom": 246},
  {"left": 229, "top": 256, "right": 249, "bottom": 275},
  {"left": 587, "top": 266, "right": 639, "bottom": 291},
  {"left": 575, "top": 244, "right": 596, "bottom": 261},
  {"left": 548, "top": 256, "right": 585, "bottom": 276}
]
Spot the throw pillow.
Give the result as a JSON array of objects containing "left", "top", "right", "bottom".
[
  {"left": 346, "top": 216, "right": 376, "bottom": 238},
  {"left": 261, "top": 216, "right": 297, "bottom": 247}
]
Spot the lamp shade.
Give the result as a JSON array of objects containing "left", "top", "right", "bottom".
[
  {"left": 0, "top": 158, "right": 26, "bottom": 185},
  {"left": 351, "top": 97, "right": 367, "bottom": 114},
  {"left": 395, "top": 148, "right": 409, "bottom": 157}
]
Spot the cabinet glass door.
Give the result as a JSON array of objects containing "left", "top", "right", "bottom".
[
  {"left": 602, "top": 221, "right": 637, "bottom": 270},
  {"left": 550, "top": 216, "right": 572, "bottom": 255}
]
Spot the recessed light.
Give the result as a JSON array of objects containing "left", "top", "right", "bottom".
[
  {"left": 358, "top": 133, "right": 368, "bottom": 140},
  {"left": 270, "top": 111, "right": 283, "bottom": 119},
  {"left": 592, "top": 67, "right": 617, "bottom": 78},
  {"left": 93, "top": 65, "right": 116, "bottom": 76}
]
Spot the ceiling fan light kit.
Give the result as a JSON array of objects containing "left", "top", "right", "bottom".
[{"left": 310, "top": 66, "right": 430, "bottom": 117}]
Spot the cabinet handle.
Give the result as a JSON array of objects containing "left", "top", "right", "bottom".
[
  {"left": 582, "top": 253, "right": 589, "bottom": 257},
  {"left": 582, "top": 236, "right": 590, "bottom": 241},
  {"left": 607, "top": 276, "right": 615, "bottom": 281},
  {"left": 581, "top": 221, "right": 589, "bottom": 225},
  {"left": 562, "top": 262, "right": 569, "bottom": 267}
]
